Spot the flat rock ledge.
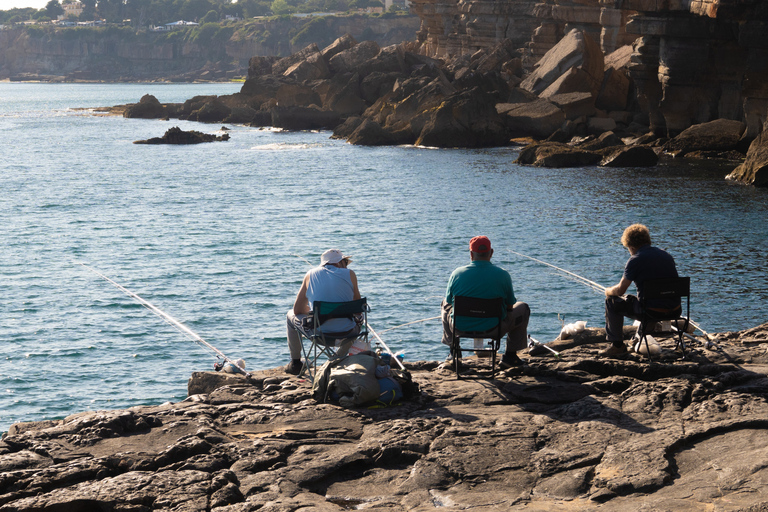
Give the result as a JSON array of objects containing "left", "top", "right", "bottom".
[{"left": 3, "top": 323, "right": 768, "bottom": 511}]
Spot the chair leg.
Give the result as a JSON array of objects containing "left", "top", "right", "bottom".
[{"left": 453, "top": 340, "right": 463, "bottom": 379}]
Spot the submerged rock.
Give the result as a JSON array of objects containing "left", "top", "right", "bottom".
[{"left": 133, "top": 126, "right": 229, "bottom": 145}]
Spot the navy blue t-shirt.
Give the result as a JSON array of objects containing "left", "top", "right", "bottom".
[{"left": 624, "top": 245, "right": 679, "bottom": 309}]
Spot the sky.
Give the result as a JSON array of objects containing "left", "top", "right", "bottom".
[{"left": 2, "top": 0, "right": 50, "bottom": 9}]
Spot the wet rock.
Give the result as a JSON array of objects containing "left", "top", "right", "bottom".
[
  {"left": 346, "top": 118, "right": 411, "bottom": 146},
  {"left": 727, "top": 130, "right": 768, "bottom": 187},
  {"left": 577, "top": 131, "right": 623, "bottom": 151},
  {"left": 662, "top": 119, "right": 748, "bottom": 157},
  {"left": 498, "top": 98, "right": 566, "bottom": 139},
  {"left": 414, "top": 87, "right": 511, "bottom": 148},
  {"left": 600, "top": 145, "right": 659, "bottom": 167},
  {"left": 270, "top": 106, "right": 341, "bottom": 131},
  {"left": 133, "top": 127, "right": 229, "bottom": 145},
  {"left": 515, "top": 141, "right": 602, "bottom": 167},
  {"left": 188, "top": 98, "right": 231, "bottom": 123},
  {"left": 123, "top": 94, "right": 166, "bottom": 119}
]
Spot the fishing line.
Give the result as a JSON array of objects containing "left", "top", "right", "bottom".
[
  {"left": 508, "top": 249, "right": 607, "bottom": 292},
  {"left": 378, "top": 316, "right": 440, "bottom": 335},
  {"left": 78, "top": 263, "right": 251, "bottom": 377}
]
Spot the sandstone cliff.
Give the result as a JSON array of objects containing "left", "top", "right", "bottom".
[
  {"left": 0, "top": 15, "right": 420, "bottom": 82},
  {"left": 410, "top": 0, "right": 768, "bottom": 139}
]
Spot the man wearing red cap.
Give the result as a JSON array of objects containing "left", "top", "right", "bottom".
[{"left": 442, "top": 236, "right": 530, "bottom": 368}]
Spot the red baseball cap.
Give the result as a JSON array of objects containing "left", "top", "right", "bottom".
[{"left": 469, "top": 236, "right": 492, "bottom": 253}]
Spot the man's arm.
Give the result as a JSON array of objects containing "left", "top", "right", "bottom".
[
  {"left": 292, "top": 274, "right": 311, "bottom": 315},
  {"left": 605, "top": 277, "right": 631, "bottom": 297},
  {"left": 350, "top": 270, "right": 362, "bottom": 300}
]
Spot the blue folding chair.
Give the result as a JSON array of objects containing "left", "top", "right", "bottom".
[{"left": 296, "top": 297, "right": 369, "bottom": 381}]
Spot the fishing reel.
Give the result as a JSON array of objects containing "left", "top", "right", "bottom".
[{"left": 213, "top": 361, "right": 224, "bottom": 372}]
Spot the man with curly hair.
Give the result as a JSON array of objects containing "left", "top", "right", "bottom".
[{"left": 600, "top": 224, "right": 680, "bottom": 358}]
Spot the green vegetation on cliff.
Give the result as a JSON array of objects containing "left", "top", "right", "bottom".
[{"left": 0, "top": 0, "right": 404, "bottom": 26}]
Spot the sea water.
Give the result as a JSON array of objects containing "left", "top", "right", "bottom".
[{"left": 1, "top": 82, "right": 767, "bottom": 433}]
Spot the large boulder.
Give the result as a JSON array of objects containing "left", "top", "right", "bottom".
[
  {"left": 521, "top": 29, "right": 605, "bottom": 97},
  {"left": 270, "top": 106, "right": 341, "bottom": 131},
  {"left": 360, "top": 72, "right": 404, "bottom": 104},
  {"left": 727, "top": 131, "right": 768, "bottom": 186},
  {"left": 662, "top": 119, "right": 747, "bottom": 156},
  {"left": 238, "top": 76, "right": 286, "bottom": 106},
  {"left": 596, "top": 67, "right": 631, "bottom": 112},
  {"left": 272, "top": 43, "right": 322, "bottom": 76},
  {"left": 497, "top": 99, "right": 566, "bottom": 139},
  {"left": 547, "top": 91, "right": 596, "bottom": 120},
  {"left": 275, "top": 83, "right": 321, "bottom": 108},
  {"left": 123, "top": 94, "right": 166, "bottom": 119},
  {"left": 356, "top": 45, "right": 407, "bottom": 77},
  {"left": 247, "top": 55, "right": 277, "bottom": 79},
  {"left": 188, "top": 98, "right": 231, "bottom": 123},
  {"left": 134, "top": 126, "right": 229, "bottom": 145},
  {"left": 600, "top": 145, "right": 659, "bottom": 167},
  {"left": 414, "top": 87, "right": 511, "bottom": 148},
  {"left": 328, "top": 40, "right": 381, "bottom": 75},
  {"left": 283, "top": 51, "right": 330, "bottom": 82},
  {"left": 321, "top": 33, "right": 358, "bottom": 62},
  {"left": 324, "top": 73, "right": 367, "bottom": 116},
  {"left": 346, "top": 118, "right": 412, "bottom": 146},
  {"left": 576, "top": 131, "right": 624, "bottom": 151},
  {"left": 515, "top": 141, "right": 602, "bottom": 167}
]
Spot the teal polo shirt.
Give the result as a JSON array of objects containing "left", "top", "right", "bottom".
[{"left": 445, "top": 260, "right": 516, "bottom": 332}]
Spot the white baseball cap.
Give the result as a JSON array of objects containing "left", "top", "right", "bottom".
[{"left": 320, "top": 249, "right": 349, "bottom": 265}]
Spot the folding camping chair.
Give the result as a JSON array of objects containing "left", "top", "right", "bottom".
[
  {"left": 297, "top": 297, "right": 369, "bottom": 381},
  {"left": 637, "top": 277, "right": 690, "bottom": 362},
  {"left": 451, "top": 296, "right": 504, "bottom": 379}
]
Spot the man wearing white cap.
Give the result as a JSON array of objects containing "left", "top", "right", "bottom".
[{"left": 284, "top": 249, "right": 362, "bottom": 375}]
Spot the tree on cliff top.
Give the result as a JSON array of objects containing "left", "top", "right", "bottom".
[{"left": 44, "top": 0, "right": 64, "bottom": 19}]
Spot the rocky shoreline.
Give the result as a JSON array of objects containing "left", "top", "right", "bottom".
[
  {"left": 3, "top": 322, "right": 768, "bottom": 511},
  {"left": 114, "top": 32, "right": 768, "bottom": 187}
]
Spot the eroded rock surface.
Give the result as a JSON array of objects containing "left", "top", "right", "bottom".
[{"left": 3, "top": 323, "right": 768, "bottom": 511}]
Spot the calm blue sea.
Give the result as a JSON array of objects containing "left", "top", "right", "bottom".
[{"left": 1, "top": 82, "right": 767, "bottom": 433}]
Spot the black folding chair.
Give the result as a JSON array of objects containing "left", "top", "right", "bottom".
[
  {"left": 638, "top": 277, "right": 690, "bottom": 361},
  {"left": 297, "top": 298, "right": 369, "bottom": 381},
  {"left": 451, "top": 296, "right": 504, "bottom": 379}
]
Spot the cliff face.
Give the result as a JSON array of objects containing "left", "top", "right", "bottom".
[
  {"left": 0, "top": 15, "right": 420, "bottom": 81},
  {"left": 411, "top": 0, "right": 768, "bottom": 137},
  {"left": 624, "top": 1, "right": 768, "bottom": 137}
]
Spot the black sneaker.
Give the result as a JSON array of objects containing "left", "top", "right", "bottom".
[
  {"left": 284, "top": 360, "right": 304, "bottom": 375},
  {"left": 499, "top": 354, "right": 526, "bottom": 369}
]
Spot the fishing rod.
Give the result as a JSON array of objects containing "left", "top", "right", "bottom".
[
  {"left": 508, "top": 249, "right": 606, "bottom": 293},
  {"left": 292, "top": 253, "right": 313, "bottom": 267},
  {"left": 366, "top": 322, "right": 407, "bottom": 371},
  {"left": 528, "top": 335, "right": 560, "bottom": 357},
  {"left": 78, "top": 263, "right": 251, "bottom": 378},
  {"left": 508, "top": 250, "right": 714, "bottom": 341}
]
